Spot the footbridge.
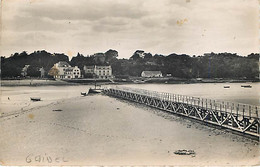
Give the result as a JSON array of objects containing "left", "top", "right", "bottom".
[{"left": 103, "top": 86, "right": 260, "bottom": 138}]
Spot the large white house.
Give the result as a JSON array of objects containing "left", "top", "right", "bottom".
[
  {"left": 64, "top": 66, "right": 81, "bottom": 79},
  {"left": 83, "top": 65, "right": 113, "bottom": 79},
  {"left": 141, "top": 71, "right": 163, "bottom": 78},
  {"left": 52, "top": 61, "right": 81, "bottom": 79}
]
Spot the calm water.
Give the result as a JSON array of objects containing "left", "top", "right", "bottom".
[
  {"left": 1, "top": 82, "right": 259, "bottom": 114},
  {"left": 122, "top": 82, "right": 260, "bottom": 106}
]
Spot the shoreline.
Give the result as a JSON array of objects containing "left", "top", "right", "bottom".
[{"left": 1, "top": 78, "right": 258, "bottom": 87}]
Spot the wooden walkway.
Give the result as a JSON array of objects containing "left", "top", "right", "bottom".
[{"left": 103, "top": 86, "right": 260, "bottom": 138}]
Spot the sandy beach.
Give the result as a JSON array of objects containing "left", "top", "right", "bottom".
[{"left": 0, "top": 93, "right": 259, "bottom": 165}]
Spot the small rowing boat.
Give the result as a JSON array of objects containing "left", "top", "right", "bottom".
[
  {"left": 88, "top": 88, "right": 103, "bottom": 94},
  {"left": 88, "top": 75, "right": 103, "bottom": 94},
  {"left": 241, "top": 85, "right": 252, "bottom": 88},
  {"left": 30, "top": 97, "right": 41, "bottom": 101},
  {"left": 81, "top": 92, "right": 87, "bottom": 96}
]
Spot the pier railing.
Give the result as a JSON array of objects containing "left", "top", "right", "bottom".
[
  {"left": 103, "top": 86, "right": 260, "bottom": 137},
  {"left": 110, "top": 86, "right": 259, "bottom": 119}
]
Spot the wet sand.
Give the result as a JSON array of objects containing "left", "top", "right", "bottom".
[{"left": 0, "top": 94, "right": 259, "bottom": 165}]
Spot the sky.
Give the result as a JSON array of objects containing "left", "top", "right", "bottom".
[{"left": 0, "top": 0, "right": 259, "bottom": 59}]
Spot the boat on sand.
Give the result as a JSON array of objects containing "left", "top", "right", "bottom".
[
  {"left": 30, "top": 97, "right": 41, "bottom": 101},
  {"left": 88, "top": 88, "right": 103, "bottom": 94},
  {"left": 241, "top": 85, "right": 252, "bottom": 88},
  {"left": 81, "top": 92, "right": 87, "bottom": 96}
]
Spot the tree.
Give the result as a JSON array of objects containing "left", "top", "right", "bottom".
[
  {"left": 130, "top": 50, "right": 144, "bottom": 61},
  {"left": 105, "top": 49, "right": 118, "bottom": 63},
  {"left": 48, "top": 66, "right": 59, "bottom": 78},
  {"left": 144, "top": 53, "right": 152, "bottom": 59},
  {"left": 27, "top": 65, "right": 40, "bottom": 77},
  {"left": 93, "top": 53, "right": 106, "bottom": 65}
]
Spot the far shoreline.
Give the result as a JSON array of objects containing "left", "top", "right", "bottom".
[{"left": 0, "top": 78, "right": 258, "bottom": 87}]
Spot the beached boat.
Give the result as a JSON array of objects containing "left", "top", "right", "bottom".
[
  {"left": 241, "top": 85, "right": 252, "bottom": 88},
  {"left": 81, "top": 92, "right": 87, "bottom": 96},
  {"left": 30, "top": 97, "right": 41, "bottom": 101},
  {"left": 88, "top": 74, "right": 103, "bottom": 94},
  {"left": 88, "top": 88, "right": 103, "bottom": 94},
  {"left": 224, "top": 86, "right": 230, "bottom": 88}
]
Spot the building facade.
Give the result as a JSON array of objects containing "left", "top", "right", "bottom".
[
  {"left": 141, "top": 71, "right": 163, "bottom": 78},
  {"left": 52, "top": 61, "right": 81, "bottom": 79},
  {"left": 64, "top": 66, "right": 81, "bottom": 79},
  {"left": 53, "top": 61, "right": 71, "bottom": 79},
  {"left": 21, "top": 65, "right": 30, "bottom": 77},
  {"left": 84, "top": 65, "right": 113, "bottom": 79}
]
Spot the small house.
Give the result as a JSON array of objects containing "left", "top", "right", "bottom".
[{"left": 141, "top": 71, "right": 163, "bottom": 78}]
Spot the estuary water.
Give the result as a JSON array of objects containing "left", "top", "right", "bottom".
[
  {"left": 1, "top": 82, "right": 259, "bottom": 115},
  {"left": 123, "top": 82, "right": 260, "bottom": 106}
]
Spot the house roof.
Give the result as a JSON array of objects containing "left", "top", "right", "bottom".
[
  {"left": 96, "top": 66, "right": 111, "bottom": 69},
  {"left": 64, "top": 67, "right": 78, "bottom": 72},
  {"left": 57, "top": 61, "right": 71, "bottom": 67},
  {"left": 142, "top": 71, "right": 162, "bottom": 76},
  {"left": 84, "top": 65, "right": 111, "bottom": 70}
]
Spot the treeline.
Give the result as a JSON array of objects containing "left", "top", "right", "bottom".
[
  {"left": 120, "top": 51, "right": 259, "bottom": 79},
  {"left": 1, "top": 51, "right": 69, "bottom": 78},
  {"left": 0, "top": 49, "right": 118, "bottom": 78},
  {"left": 1, "top": 49, "right": 259, "bottom": 79}
]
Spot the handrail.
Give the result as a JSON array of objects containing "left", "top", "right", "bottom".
[{"left": 104, "top": 86, "right": 259, "bottom": 118}]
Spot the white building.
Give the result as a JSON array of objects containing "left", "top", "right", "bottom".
[
  {"left": 53, "top": 61, "right": 70, "bottom": 79},
  {"left": 84, "top": 65, "right": 112, "bottom": 79},
  {"left": 52, "top": 61, "right": 81, "bottom": 79},
  {"left": 64, "top": 66, "right": 81, "bottom": 79},
  {"left": 21, "top": 65, "right": 30, "bottom": 77},
  {"left": 141, "top": 71, "right": 163, "bottom": 78},
  {"left": 39, "top": 67, "right": 45, "bottom": 78}
]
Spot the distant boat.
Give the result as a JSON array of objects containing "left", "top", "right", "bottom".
[
  {"left": 88, "top": 74, "right": 103, "bottom": 94},
  {"left": 133, "top": 80, "right": 145, "bottom": 83},
  {"left": 81, "top": 92, "right": 87, "bottom": 96},
  {"left": 241, "top": 85, "right": 252, "bottom": 88},
  {"left": 30, "top": 97, "right": 41, "bottom": 101},
  {"left": 88, "top": 88, "right": 102, "bottom": 94},
  {"left": 224, "top": 86, "right": 230, "bottom": 88}
]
